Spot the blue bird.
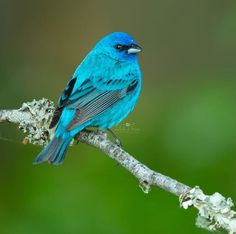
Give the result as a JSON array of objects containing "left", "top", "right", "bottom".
[{"left": 33, "top": 32, "right": 142, "bottom": 165}]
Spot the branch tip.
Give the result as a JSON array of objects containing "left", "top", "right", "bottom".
[{"left": 180, "top": 186, "right": 236, "bottom": 233}]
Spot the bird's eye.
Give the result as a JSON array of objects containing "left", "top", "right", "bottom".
[{"left": 115, "top": 44, "right": 122, "bottom": 50}]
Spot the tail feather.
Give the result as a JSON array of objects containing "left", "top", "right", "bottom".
[{"left": 33, "top": 136, "right": 72, "bottom": 165}]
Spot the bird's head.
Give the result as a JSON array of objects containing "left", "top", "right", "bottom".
[{"left": 94, "top": 32, "right": 142, "bottom": 63}]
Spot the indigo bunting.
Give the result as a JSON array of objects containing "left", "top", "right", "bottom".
[{"left": 33, "top": 32, "right": 142, "bottom": 165}]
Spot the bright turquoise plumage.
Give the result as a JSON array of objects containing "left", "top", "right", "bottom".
[{"left": 33, "top": 32, "right": 142, "bottom": 165}]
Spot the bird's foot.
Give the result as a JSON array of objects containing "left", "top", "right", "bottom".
[{"left": 107, "top": 129, "right": 122, "bottom": 148}]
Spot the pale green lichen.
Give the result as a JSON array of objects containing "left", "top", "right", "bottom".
[
  {"left": 18, "top": 98, "right": 55, "bottom": 145},
  {"left": 180, "top": 186, "right": 236, "bottom": 234}
]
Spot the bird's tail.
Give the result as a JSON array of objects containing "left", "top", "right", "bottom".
[{"left": 33, "top": 135, "right": 72, "bottom": 165}]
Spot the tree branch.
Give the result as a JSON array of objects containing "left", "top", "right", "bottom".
[{"left": 1, "top": 98, "right": 236, "bottom": 233}]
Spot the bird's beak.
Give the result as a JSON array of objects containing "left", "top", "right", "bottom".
[{"left": 127, "top": 44, "right": 142, "bottom": 54}]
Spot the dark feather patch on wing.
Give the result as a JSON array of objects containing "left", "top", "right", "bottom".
[
  {"left": 49, "top": 107, "right": 63, "bottom": 129},
  {"left": 49, "top": 78, "right": 77, "bottom": 128},
  {"left": 127, "top": 79, "right": 138, "bottom": 93},
  {"left": 59, "top": 78, "right": 77, "bottom": 107}
]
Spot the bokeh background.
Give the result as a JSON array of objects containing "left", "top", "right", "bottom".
[{"left": 1, "top": 0, "right": 236, "bottom": 233}]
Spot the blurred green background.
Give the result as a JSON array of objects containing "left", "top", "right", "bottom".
[{"left": 1, "top": 0, "right": 236, "bottom": 233}]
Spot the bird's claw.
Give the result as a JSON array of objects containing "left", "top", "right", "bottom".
[{"left": 107, "top": 128, "right": 122, "bottom": 148}]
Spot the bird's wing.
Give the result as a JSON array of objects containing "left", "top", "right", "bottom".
[{"left": 65, "top": 76, "right": 139, "bottom": 130}]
